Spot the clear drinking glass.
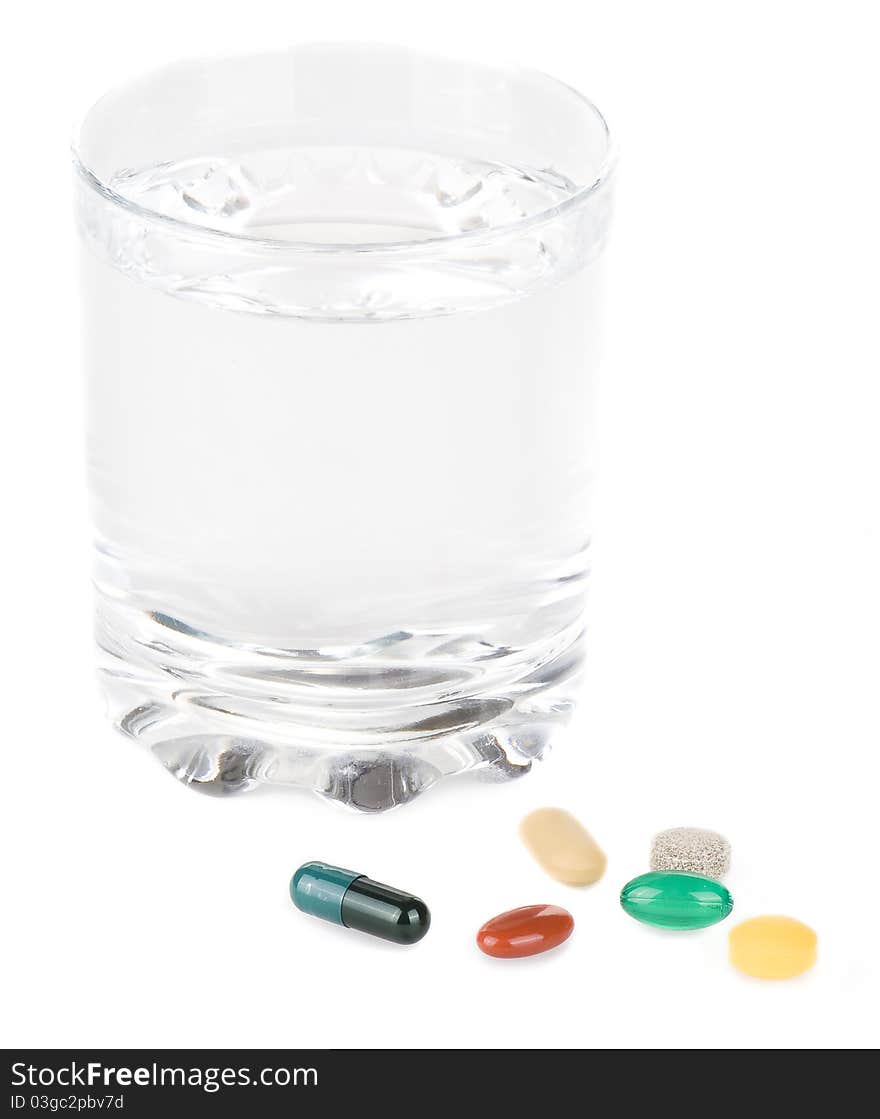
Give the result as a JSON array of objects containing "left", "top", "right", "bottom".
[{"left": 73, "top": 45, "right": 615, "bottom": 809}]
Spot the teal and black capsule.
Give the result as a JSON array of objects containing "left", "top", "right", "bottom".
[{"left": 291, "top": 861, "right": 430, "bottom": 945}]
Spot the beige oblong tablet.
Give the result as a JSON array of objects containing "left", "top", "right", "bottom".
[{"left": 519, "top": 807, "right": 607, "bottom": 885}]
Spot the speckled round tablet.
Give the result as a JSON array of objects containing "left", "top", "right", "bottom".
[{"left": 650, "top": 827, "right": 731, "bottom": 879}]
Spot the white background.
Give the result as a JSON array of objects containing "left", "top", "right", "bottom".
[{"left": 2, "top": 0, "right": 878, "bottom": 1050}]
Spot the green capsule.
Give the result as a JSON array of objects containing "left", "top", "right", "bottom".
[
  {"left": 620, "top": 870, "right": 733, "bottom": 930},
  {"left": 291, "top": 861, "right": 430, "bottom": 945}
]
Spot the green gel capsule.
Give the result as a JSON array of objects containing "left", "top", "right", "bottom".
[
  {"left": 620, "top": 870, "right": 733, "bottom": 930},
  {"left": 291, "top": 861, "right": 430, "bottom": 945}
]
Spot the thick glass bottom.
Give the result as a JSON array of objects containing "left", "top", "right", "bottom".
[{"left": 95, "top": 594, "right": 584, "bottom": 810}]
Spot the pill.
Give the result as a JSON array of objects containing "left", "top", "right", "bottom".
[
  {"left": 729, "top": 915, "right": 817, "bottom": 979},
  {"left": 650, "top": 826, "right": 731, "bottom": 879},
  {"left": 519, "top": 807, "right": 607, "bottom": 885},
  {"left": 620, "top": 870, "right": 733, "bottom": 930},
  {"left": 291, "top": 861, "right": 430, "bottom": 945},
  {"left": 477, "top": 904, "right": 574, "bottom": 958}
]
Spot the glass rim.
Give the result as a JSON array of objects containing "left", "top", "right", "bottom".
[{"left": 71, "top": 44, "right": 616, "bottom": 257}]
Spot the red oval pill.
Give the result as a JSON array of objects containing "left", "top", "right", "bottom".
[{"left": 476, "top": 904, "right": 574, "bottom": 958}]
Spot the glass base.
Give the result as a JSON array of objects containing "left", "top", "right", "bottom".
[{"left": 95, "top": 595, "right": 584, "bottom": 810}]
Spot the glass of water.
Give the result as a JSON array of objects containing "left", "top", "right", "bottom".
[{"left": 73, "top": 45, "right": 615, "bottom": 809}]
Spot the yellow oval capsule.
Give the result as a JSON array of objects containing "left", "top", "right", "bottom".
[
  {"left": 729, "top": 915, "right": 817, "bottom": 979},
  {"left": 519, "top": 807, "right": 607, "bottom": 886}
]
